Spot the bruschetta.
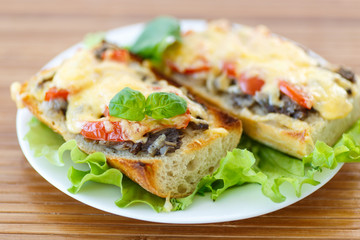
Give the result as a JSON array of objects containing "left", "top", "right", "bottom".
[
  {"left": 11, "top": 42, "right": 242, "bottom": 198},
  {"left": 157, "top": 20, "right": 360, "bottom": 158}
]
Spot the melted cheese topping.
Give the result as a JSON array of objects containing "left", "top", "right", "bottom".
[
  {"left": 48, "top": 49, "right": 208, "bottom": 142},
  {"left": 164, "top": 20, "right": 354, "bottom": 120}
]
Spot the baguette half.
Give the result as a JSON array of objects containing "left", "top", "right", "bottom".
[
  {"left": 163, "top": 73, "right": 360, "bottom": 158},
  {"left": 158, "top": 20, "right": 360, "bottom": 158},
  {"left": 12, "top": 45, "right": 242, "bottom": 198}
]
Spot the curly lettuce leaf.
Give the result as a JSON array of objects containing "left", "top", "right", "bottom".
[
  {"left": 26, "top": 115, "right": 360, "bottom": 212},
  {"left": 115, "top": 177, "right": 166, "bottom": 212},
  {"left": 25, "top": 118, "right": 165, "bottom": 212},
  {"left": 172, "top": 146, "right": 316, "bottom": 210},
  {"left": 171, "top": 149, "right": 267, "bottom": 210},
  {"left": 239, "top": 136, "right": 319, "bottom": 202},
  {"left": 173, "top": 120, "right": 360, "bottom": 210},
  {"left": 58, "top": 140, "right": 165, "bottom": 212},
  {"left": 304, "top": 121, "right": 360, "bottom": 167},
  {"left": 24, "top": 118, "right": 65, "bottom": 166}
]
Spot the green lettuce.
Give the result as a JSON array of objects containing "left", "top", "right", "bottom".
[
  {"left": 26, "top": 117, "right": 360, "bottom": 212},
  {"left": 24, "top": 117, "right": 65, "bottom": 166},
  {"left": 304, "top": 121, "right": 360, "bottom": 167},
  {"left": 172, "top": 121, "right": 360, "bottom": 210},
  {"left": 26, "top": 118, "right": 165, "bottom": 212},
  {"left": 171, "top": 145, "right": 317, "bottom": 210},
  {"left": 59, "top": 140, "right": 166, "bottom": 212}
]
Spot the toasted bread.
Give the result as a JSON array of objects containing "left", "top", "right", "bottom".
[
  {"left": 12, "top": 45, "right": 242, "bottom": 198},
  {"left": 158, "top": 20, "right": 360, "bottom": 158}
]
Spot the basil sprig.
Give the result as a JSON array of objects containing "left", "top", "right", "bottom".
[
  {"left": 109, "top": 87, "right": 187, "bottom": 121},
  {"left": 109, "top": 88, "right": 146, "bottom": 121},
  {"left": 130, "top": 16, "right": 181, "bottom": 62}
]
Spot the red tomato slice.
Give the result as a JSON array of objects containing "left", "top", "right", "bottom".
[
  {"left": 222, "top": 61, "right": 237, "bottom": 78},
  {"left": 110, "top": 49, "right": 129, "bottom": 62},
  {"left": 80, "top": 121, "right": 108, "bottom": 141},
  {"left": 107, "top": 122, "right": 126, "bottom": 141},
  {"left": 179, "top": 109, "right": 191, "bottom": 128},
  {"left": 44, "top": 87, "right": 69, "bottom": 101},
  {"left": 237, "top": 74, "right": 265, "bottom": 95},
  {"left": 80, "top": 121, "right": 126, "bottom": 142},
  {"left": 101, "top": 49, "right": 129, "bottom": 63},
  {"left": 167, "top": 57, "right": 210, "bottom": 75},
  {"left": 279, "top": 80, "right": 313, "bottom": 109},
  {"left": 80, "top": 110, "right": 191, "bottom": 142},
  {"left": 183, "top": 64, "right": 210, "bottom": 74}
]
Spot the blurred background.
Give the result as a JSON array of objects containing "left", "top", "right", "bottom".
[{"left": 3, "top": 0, "right": 359, "bottom": 76}]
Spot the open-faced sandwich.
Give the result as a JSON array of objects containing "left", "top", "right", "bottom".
[
  {"left": 11, "top": 41, "right": 242, "bottom": 198},
  {"left": 154, "top": 20, "right": 360, "bottom": 158}
]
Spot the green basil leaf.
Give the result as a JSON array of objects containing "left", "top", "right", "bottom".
[
  {"left": 109, "top": 87, "right": 146, "bottom": 121},
  {"left": 145, "top": 92, "right": 187, "bottom": 119},
  {"left": 130, "top": 16, "right": 181, "bottom": 62}
]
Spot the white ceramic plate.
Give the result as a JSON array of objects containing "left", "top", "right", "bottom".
[{"left": 16, "top": 20, "right": 343, "bottom": 224}]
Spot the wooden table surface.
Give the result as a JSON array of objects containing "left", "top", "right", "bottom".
[{"left": 2, "top": 0, "right": 360, "bottom": 238}]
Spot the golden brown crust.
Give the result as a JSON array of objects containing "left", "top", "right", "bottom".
[
  {"left": 239, "top": 112, "right": 313, "bottom": 158},
  {"left": 107, "top": 157, "right": 162, "bottom": 196}
]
